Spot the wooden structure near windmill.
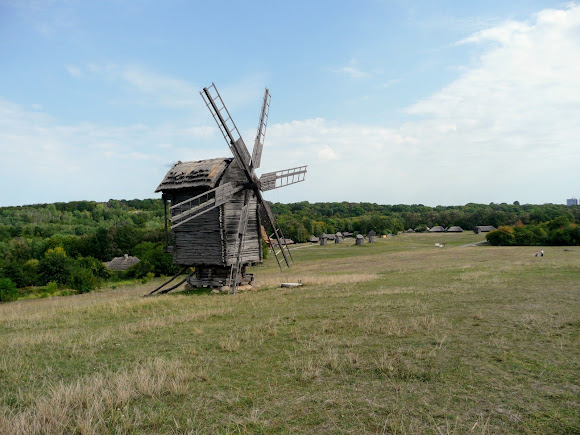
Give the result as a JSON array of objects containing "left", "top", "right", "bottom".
[{"left": 152, "top": 83, "right": 307, "bottom": 294}]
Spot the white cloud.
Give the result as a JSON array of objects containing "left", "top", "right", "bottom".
[
  {"left": 2, "top": 5, "right": 579, "bottom": 207},
  {"left": 334, "top": 59, "right": 371, "bottom": 79},
  {"left": 0, "top": 97, "right": 224, "bottom": 206},
  {"left": 70, "top": 63, "right": 200, "bottom": 109},
  {"left": 260, "top": 5, "right": 580, "bottom": 205}
]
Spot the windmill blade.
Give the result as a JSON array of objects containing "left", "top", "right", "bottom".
[
  {"left": 170, "top": 182, "right": 242, "bottom": 229},
  {"left": 251, "top": 88, "right": 271, "bottom": 170},
  {"left": 200, "top": 83, "right": 253, "bottom": 176},
  {"left": 256, "top": 191, "right": 292, "bottom": 269},
  {"left": 259, "top": 165, "right": 307, "bottom": 191}
]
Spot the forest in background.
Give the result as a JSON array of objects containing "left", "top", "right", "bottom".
[{"left": 1, "top": 198, "right": 579, "bottom": 301}]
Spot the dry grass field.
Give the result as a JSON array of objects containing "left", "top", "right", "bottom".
[{"left": 1, "top": 233, "right": 579, "bottom": 434}]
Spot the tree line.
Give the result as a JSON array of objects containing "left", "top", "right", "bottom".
[
  {"left": 1, "top": 199, "right": 578, "bottom": 301},
  {"left": 486, "top": 216, "right": 580, "bottom": 246}
]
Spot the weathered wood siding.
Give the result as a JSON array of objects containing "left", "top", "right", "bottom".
[
  {"left": 221, "top": 162, "right": 262, "bottom": 265},
  {"left": 171, "top": 190, "right": 225, "bottom": 266}
]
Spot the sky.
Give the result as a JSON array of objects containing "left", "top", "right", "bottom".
[{"left": 1, "top": 0, "right": 579, "bottom": 207}]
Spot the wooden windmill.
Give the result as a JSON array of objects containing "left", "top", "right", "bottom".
[{"left": 154, "top": 83, "right": 306, "bottom": 293}]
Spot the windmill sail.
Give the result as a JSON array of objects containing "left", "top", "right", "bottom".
[
  {"left": 259, "top": 165, "right": 307, "bottom": 191},
  {"left": 251, "top": 88, "right": 271, "bottom": 170},
  {"left": 201, "top": 83, "right": 252, "bottom": 173}
]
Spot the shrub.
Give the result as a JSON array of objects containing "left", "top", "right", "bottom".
[
  {"left": 45, "top": 281, "right": 59, "bottom": 294},
  {"left": 486, "top": 226, "right": 515, "bottom": 246},
  {"left": 0, "top": 277, "right": 18, "bottom": 302},
  {"left": 132, "top": 242, "right": 177, "bottom": 277},
  {"left": 76, "top": 256, "right": 111, "bottom": 280},
  {"left": 38, "top": 247, "right": 72, "bottom": 285},
  {"left": 68, "top": 266, "right": 99, "bottom": 293}
]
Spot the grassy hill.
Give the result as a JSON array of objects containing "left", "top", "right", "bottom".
[{"left": 1, "top": 233, "right": 578, "bottom": 433}]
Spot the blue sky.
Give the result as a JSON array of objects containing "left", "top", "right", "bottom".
[{"left": 1, "top": 0, "right": 579, "bottom": 207}]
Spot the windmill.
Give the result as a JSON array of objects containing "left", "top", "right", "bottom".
[{"left": 152, "top": 83, "right": 306, "bottom": 294}]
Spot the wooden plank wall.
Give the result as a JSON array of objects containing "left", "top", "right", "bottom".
[
  {"left": 171, "top": 190, "right": 226, "bottom": 266},
  {"left": 221, "top": 162, "right": 262, "bottom": 266}
]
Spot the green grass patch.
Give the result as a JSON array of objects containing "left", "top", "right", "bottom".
[{"left": 0, "top": 234, "right": 578, "bottom": 433}]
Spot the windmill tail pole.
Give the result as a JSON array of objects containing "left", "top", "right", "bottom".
[
  {"left": 158, "top": 271, "right": 196, "bottom": 295},
  {"left": 143, "top": 267, "right": 189, "bottom": 297}
]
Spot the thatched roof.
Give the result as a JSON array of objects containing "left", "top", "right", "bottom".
[
  {"left": 447, "top": 226, "right": 464, "bottom": 232},
  {"left": 105, "top": 254, "right": 140, "bottom": 271},
  {"left": 155, "top": 158, "right": 233, "bottom": 192},
  {"left": 356, "top": 234, "right": 364, "bottom": 239},
  {"left": 476, "top": 225, "right": 496, "bottom": 232},
  {"left": 368, "top": 230, "right": 376, "bottom": 237},
  {"left": 308, "top": 235, "right": 319, "bottom": 242},
  {"left": 428, "top": 226, "right": 445, "bottom": 232},
  {"left": 405, "top": 228, "right": 415, "bottom": 233}
]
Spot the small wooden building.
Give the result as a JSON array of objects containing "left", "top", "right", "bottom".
[
  {"left": 368, "top": 230, "right": 376, "bottom": 243},
  {"left": 355, "top": 234, "right": 364, "bottom": 245},
  {"left": 105, "top": 254, "right": 140, "bottom": 271},
  {"left": 447, "top": 226, "right": 464, "bottom": 232},
  {"left": 335, "top": 232, "right": 342, "bottom": 243},
  {"left": 320, "top": 234, "right": 328, "bottom": 245},
  {"left": 308, "top": 235, "right": 319, "bottom": 243},
  {"left": 428, "top": 226, "right": 445, "bottom": 232},
  {"left": 474, "top": 225, "right": 496, "bottom": 234}
]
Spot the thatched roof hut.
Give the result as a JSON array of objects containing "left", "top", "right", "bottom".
[
  {"left": 308, "top": 235, "right": 319, "bottom": 243},
  {"left": 105, "top": 254, "right": 140, "bottom": 271},
  {"left": 355, "top": 234, "right": 364, "bottom": 245},
  {"left": 447, "top": 226, "right": 464, "bottom": 232},
  {"left": 428, "top": 226, "right": 445, "bottom": 232},
  {"left": 474, "top": 225, "right": 496, "bottom": 233}
]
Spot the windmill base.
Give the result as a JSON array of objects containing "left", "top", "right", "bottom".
[{"left": 186, "top": 266, "right": 254, "bottom": 288}]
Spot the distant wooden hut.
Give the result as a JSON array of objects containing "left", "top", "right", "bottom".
[
  {"left": 447, "top": 226, "right": 464, "bottom": 232},
  {"left": 308, "top": 235, "right": 319, "bottom": 243},
  {"left": 320, "top": 234, "right": 328, "bottom": 245},
  {"left": 355, "top": 234, "right": 364, "bottom": 245},
  {"left": 342, "top": 231, "right": 353, "bottom": 238},
  {"left": 105, "top": 254, "right": 140, "bottom": 271},
  {"left": 428, "top": 226, "right": 445, "bottom": 232},
  {"left": 368, "top": 230, "right": 376, "bottom": 243},
  {"left": 335, "top": 232, "right": 343, "bottom": 243},
  {"left": 323, "top": 233, "right": 335, "bottom": 241},
  {"left": 405, "top": 228, "right": 415, "bottom": 233},
  {"left": 474, "top": 225, "right": 496, "bottom": 234}
]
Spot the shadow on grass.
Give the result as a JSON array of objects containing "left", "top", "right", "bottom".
[{"left": 168, "top": 286, "right": 215, "bottom": 297}]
